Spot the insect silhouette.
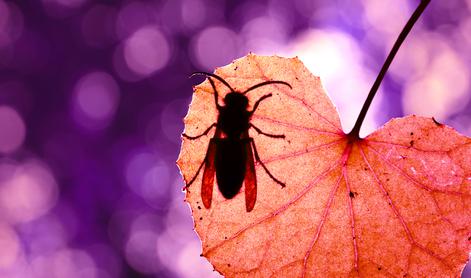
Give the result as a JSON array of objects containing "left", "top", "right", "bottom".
[{"left": 183, "top": 72, "right": 292, "bottom": 212}]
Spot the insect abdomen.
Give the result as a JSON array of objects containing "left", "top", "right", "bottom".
[{"left": 215, "top": 139, "right": 247, "bottom": 199}]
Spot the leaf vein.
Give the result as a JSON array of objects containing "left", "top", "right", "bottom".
[
  {"left": 302, "top": 172, "right": 343, "bottom": 277},
  {"left": 360, "top": 144, "right": 454, "bottom": 272},
  {"left": 249, "top": 55, "right": 342, "bottom": 134},
  {"left": 204, "top": 154, "right": 344, "bottom": 256},
  {"left": 252, "top": 114, "right": 343, "bottom": 136}
]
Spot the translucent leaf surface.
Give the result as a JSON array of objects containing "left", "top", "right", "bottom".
[{"left": 177, "top": 54, "right": 471, "bottom": 277}]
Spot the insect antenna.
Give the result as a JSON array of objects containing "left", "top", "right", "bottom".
[
  {"left": 242, "top": 80, "right": 292, "bottom": 95},
  {"left": 190, "top": 72, "right": 236, "bottom": 93}
]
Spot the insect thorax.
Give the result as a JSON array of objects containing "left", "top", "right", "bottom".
[{"left": 218, "top": 106, "right": 250, "bottom": 138}]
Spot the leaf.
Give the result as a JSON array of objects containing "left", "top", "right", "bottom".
[{"left": 177, "top": 54, "right": 471, "bottom": 277}]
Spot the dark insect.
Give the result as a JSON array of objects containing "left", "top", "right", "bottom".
[{"left": 183, "top": 72, "right": 292, "bottom": 212}]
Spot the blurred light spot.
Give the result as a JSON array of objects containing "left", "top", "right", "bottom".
[
  {"left": 181, "top": 0, "right": 206, "bottom": 31},
  {"left": 0, "top": 1, "right": 24, "bottom": 49},
  {"left": 191, "top": 26, "right": 240, "bottom": 70},
  {"left": 130, "top": 214, "right": 162, "bottom": 234},
  {"left": 113, "top": 44, "right": 142, "bottom": 82},
  {"left": 177, "top": 241, "right": 222, "bottom": 278},
  {"left": 0, "top": 106, "right": 26, "bottom": 154},
  {"left": 81, "top": 5, "right": 117, "bottom": 48},
  {"left": 123, "top": 26, "right": 171, "bottom": 77},
  {"left": 31, "top": 248, "right": 97, "bottom": 278},
  {"left": 52, "top": 249, "right": 97, "bottom": 278},
  {"left": 241, "top": 16, "right": 286, "bottom": 54},
  {"left": 459, "top": 18, "right": 471, "bottom": 48},
  {"left": 288, "top": 29, "right": 381, "bottom": 137},
  {"left": 158, "top": 0, "right": 185, "bottom": 33},
  {"left": 362, "top": 0, "right": 411, "bottom": 35},
  {"left": 449, "top": 115, "right": 471, "bottom": 137},
  {"left": 389, "top": 33, "right": 439, "bottom": 83},
  {"left": 0, "top": 223, "right": 20, "bottom": 268},
  {"left": 72, "top": 71, "right": 120, "bottom": 130},
  {"left": 21, "top": 215, "right": 67, "bottom": 257},
  {"left": 0, "top": 1, "right": 8, "bottom": 29},
  {"left": 125, "top": 151, "right": 170, "bottom": 202},
  {"left": 157, "top": 201, "right": 217, "bottom": 276},
  {"left": 290, "top": 30, "right": 351, "bottom": 79},
  {"left": 156, "top": 229, "right": 184, "bottom": 274},
  {"left": 0, "top": 160, "right": 58, "bottom": 224},
  {"left": 0, "top": 161, "right": 15, "bottom": 182},
  {"left": 402, "top": 46, "right": 470, "bottom": 120},
  {"left": 125, "top": 229, "right": 160, "bottom": 274},
  {"left": 0, "top": 258, "right": 32, "bottom": 277},
  {"left": 164, "top": 201, "right": 195, "bottom": 245}
]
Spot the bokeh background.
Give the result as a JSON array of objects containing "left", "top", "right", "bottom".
[{"left": 0, "top": 0, "right": 470, "bottom": 277}]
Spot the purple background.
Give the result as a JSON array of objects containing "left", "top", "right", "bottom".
[{"left": 0, "top": 0, "right": 470, "bottom": 277}]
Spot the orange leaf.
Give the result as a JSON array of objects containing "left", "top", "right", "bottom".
[{"left": 177, "top": 54, "right": 471, "bottom": 277}]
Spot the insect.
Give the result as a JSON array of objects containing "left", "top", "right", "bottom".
[{"left": 183, "top": 71, "right": 292, "bottom": 212}]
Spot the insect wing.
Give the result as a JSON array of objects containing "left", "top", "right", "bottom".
[
  {"left": 244, "top": 140, "right": 257, "bottom": 212},
  {"left": 202, "top": 139, "right": 217, "bottom": 209}
]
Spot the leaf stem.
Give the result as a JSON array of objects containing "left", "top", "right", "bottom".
[{"left": 348, "top": 0, "right": 431, "bottom": 139}]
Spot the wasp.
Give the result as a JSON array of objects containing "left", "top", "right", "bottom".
[{"left": 183, "top": 72, "right": 291, "bottom": 212}]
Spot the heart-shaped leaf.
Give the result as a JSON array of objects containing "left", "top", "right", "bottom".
[{"left": 177, "top": 54, "right": 471, "bottom": 277}]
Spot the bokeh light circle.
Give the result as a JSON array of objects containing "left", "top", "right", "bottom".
[
  {"left": 0, "top": 106, "right": 26, "bottom": 154},
  {"left": 156, "top": 201, "right": 221, "bottom": 277},
  {"left": 241, "top": 16, "right": 286, "bottom": 54},
  {"left": 0, "top": 1, "right": 10, "bottom": 48},
  {"left": 288, "top": 29, "right": 382, "bottom": 137},
  {"left": 23, "top": 215, "right": 68, "bottom": 257},
  {"left": 402, "top": 44, "right": 470, "bottom": 121},
  {"left": 124, "top": 229, "right": 160, "bottom": 274},
  {"left": 181, "top": 0, "right": 206, "bottom": 31},
  {"left": 125, "top": 151, "right": 170, "bottom": 202},
  {"left": 362, "top": 0, "right": 411, "bottom": 35},
  {"left": 72, "top": 71, "right": 120, "bottom": 130},
  {"left": 0, "top": 223, "right": 20, "bottom": 268},
  {"left": 177, "top": 241, "right": 221, "bottom": 278},
  {"left": 0, "top": 1, "right": 24, "bottom": 49},
  {"left": 191, "top": 26, "right": 240, "bottom": 70},
  {"left": 0, "top": 160, "right": 58, "bottom": 224},
  {"left": 123, "top": 25, "right": 171, "bottom": 77},
  {"left": 31, "top": 248, "right": 97, "bottom": 278}
]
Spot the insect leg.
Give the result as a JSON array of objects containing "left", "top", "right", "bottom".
[
  {"left": 249, "top": 138, "right": 285, "bottom": 188},
  {"left": 250, "top": 123, "right": 285, "bottom": 138},
  {"left": 182, "top": 123, "right": 217, "bottom": 140},
  {"left": 250, "top": 94, "right": 272, "bottom": 114},
  {"left": 184, "top": 159, "right": 205, "bottom": 189},
  {"left": 184, "top": 138, "right": 216, "bottom": 191}
]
